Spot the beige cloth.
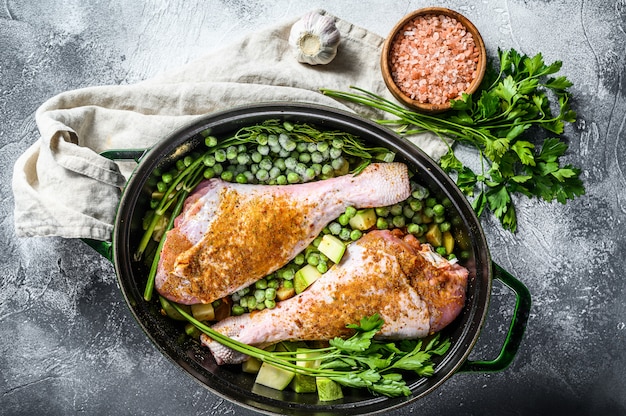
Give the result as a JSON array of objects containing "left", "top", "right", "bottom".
[{"left": 12, "top": 10, "right": 448, "bottom": 242}]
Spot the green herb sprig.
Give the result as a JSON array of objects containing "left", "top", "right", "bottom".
[
  {"left": 321, "top": 48, "right": 585, "bottom": 232},
  {"left": 172, "top": 304, "right": 450, "bottom": 398}
]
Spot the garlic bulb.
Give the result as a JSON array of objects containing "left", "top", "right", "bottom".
[{"left": 289, "top": 11, "right": 341, "bottom": 65}]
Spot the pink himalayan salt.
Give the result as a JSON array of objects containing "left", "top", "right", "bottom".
[{"left": 389, "top": 13, "right": 480, "bottom": 105}]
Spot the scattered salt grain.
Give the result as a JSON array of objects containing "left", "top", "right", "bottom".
[{"left": 389, "top": 13, "right": 480, "bottom": 105}]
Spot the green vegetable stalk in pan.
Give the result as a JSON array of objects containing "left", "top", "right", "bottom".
[{"left": 322, "top": 48, "right": 585, "bottom": 232}]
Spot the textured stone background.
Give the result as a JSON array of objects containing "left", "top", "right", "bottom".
[{"left": 2, "top": 1, "right": 625, "bottom": 415}]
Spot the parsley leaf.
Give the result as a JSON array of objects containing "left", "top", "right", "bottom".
[{"left": 322, "top": 47, "right": 585, "bottom": 232}]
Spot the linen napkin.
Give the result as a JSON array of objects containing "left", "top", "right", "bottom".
[{"left": 12, "top": 10, "right": 449, "bottom": 242}]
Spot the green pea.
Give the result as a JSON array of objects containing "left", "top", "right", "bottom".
[
  {"left": 267, "top": 134, "right": 279, "bottom": 147},
  {"left": 330, "top": 147, "right": 342, "bottom": 160},
  {"left": 255, "top": 279, "right": 268, "bottom": 290},
  {"left": 316, "top": 141, "right": 330, "bottom": 152},
  {"left": 375, "top": 206, "right": 390, "bottom": 217},
  {"left": 253, "top": 290, "right": 264, "bottom": 303},
  {"left": 303, "top": 168, "right": 316, "bottom": 181},
  {"left": 220, "top": 171, "right": 234, "bottom": 182},
  {"left": 350, "top": 229, "right": 363, "bottom": 241},
  {"left": 269, "top": 167, "right": 281, "bottom": 179},
  {"left": 226, "top": 146, "right": 238, "bottom": 160},
  {"left": 264, "top": 299, "right": 276, "bottom": 309},
  {"left": 285, "top": 157, "right": 297, "bottom": 170},
  {"left": 265, "top": 288, "right": 277, "bottom": 300},
  {"left": 280, "top": 268, "right": 295, "bottom": 280},
  {"left": 316, "top": 262, "right": 328, "bottom": 273},
  {"left": 411, "top": 185, "right": 429, "bottom": 200},
  {"left": 256, "top": 169, "right": 269, "bottom": 182},
  {"left": 439, "top": 221, "right": 451, "bottom": 233},
  {"left": 235, "top": 173, "right": 247, "bottom": 183},
  {"left": 392, "top": 215, "right": 406, "bottom": 228},
  {"left": 433, "top": 204, "right": 445, "bottom": 217},
  {"left": 425, "top": 197, "right": 438, "bottom": 208},
  {"left": 339, "top": 228, "right": 351, "bottom": 241},
  {"left": 376, "top": 217, "right": 389, "bottom": 229},
  {"left": 407, "top": 223, "right": 421, "bottom": 236},
  {"left": 212, "top": 163, "right": 223, "bottom": 175},
  {"left": 409, "top": 199, "right": 423, "bottom": 212},
  {"left": 295, "top": 142, "right": 307, "bottom": 153},
  {"left": 338, "top": 213, "right": 350, "bottom": 226},
  {"left": 287, "top": 172, "right": 300, "bottom": 183},
  {"left": 331, "top": 138, "right": 344, "bottom": 149},
  {"left": 328, "top": 222, "right": 342, "bottom": 235},
  {"left": 311, "top": 151, "right": 324, "bottom": 164},
  {"left": 237, "top": 153, "right": 251, "bottom": 165},
  {"left": 203, "top": 154, "right": 216, "bottom": 167},
  {"left": 257, "top": 144, "right": 270, "bottom": 156},
  {"left": 307, "top": 253, "right": 320, "bottom": 266},
  {"left": 299, "top": 153, "right": 311, "bottom": 164},
  {"left": 161, "top": 172, "right": 174, "bottom": 184},
  {"left": 345, "top": 206, "right": 357, "bottom": 218},
  {"left": 232, "top": 305, "right": 245, "bottom": 316},
  {"left": 214, "top": 149, "right": 227, "bottom": 162},
  {"left": 276, "top": 175, "right": 288, "bottom": 185},
  {"left": 204, "top": 135, "right": 218, "bottom": 147},
  {"left": 390, "top": 204, "right": 403, "bottom": 216},
  {"left": 294, "top": 253, "right": 305, "bottom": 265}
]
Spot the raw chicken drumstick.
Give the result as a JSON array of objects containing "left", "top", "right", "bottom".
[{"left": 203, "top": 229, "right": 469, "bottom": 365}]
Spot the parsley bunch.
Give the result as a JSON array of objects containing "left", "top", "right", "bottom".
[
  {"left": 172, "top": 304, "right": 450, "bottom": 398},
  {"left": 321, "top": 48, "right": 585, "bottom": 232}
]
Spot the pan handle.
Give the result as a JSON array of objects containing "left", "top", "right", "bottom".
[
  {"left": 458, "top": 262, "right": 531, "bottom": 373},
  {"left": 82, "top": 148, "right": 150, "bottom": 262}
]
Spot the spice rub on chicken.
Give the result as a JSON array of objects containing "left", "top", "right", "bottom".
[
  {"left": 155, "top": 163, "right": 410, "bottom": 305},
  {"left": 203, "top": 229, "right": 469, "bottom": 365}
]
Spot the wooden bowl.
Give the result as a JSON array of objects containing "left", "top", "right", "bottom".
[{"left": 381, "top": 7, "right": 487, "bottom": 113}]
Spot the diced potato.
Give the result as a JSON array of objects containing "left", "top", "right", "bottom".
[
  {"left": 242, "top": 357, "right": 262, "bottom": 374},
  {"left": 191, "top": 303, "right": 215, "bottom": 321},
  {"left": 294, "top": 264, "right": 322, "bottom": 294},
  {"left": 276, "top": 286, "right": 296, "bottom": 301},
  {"left": 348, "top": 208, "right": 377, "bottom": 231},
  {"left": 317, "top": 234, "right": 346, "bottom": 264},
  {"left": 443, "top": 230, "right": 455, "bottom": 255},
  {"left": 255, "top": 362, "right": 294, "bottom": 391},
  {"left": 316, "top": 377, "right": 344, "bottom": 401},
  {"left": 425, "top": 223, "right": 443, "bottom": 247}
]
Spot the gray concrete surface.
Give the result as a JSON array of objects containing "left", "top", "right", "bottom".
[{"left": 2, "top": 1, "right": 625, "bottom": 415}]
